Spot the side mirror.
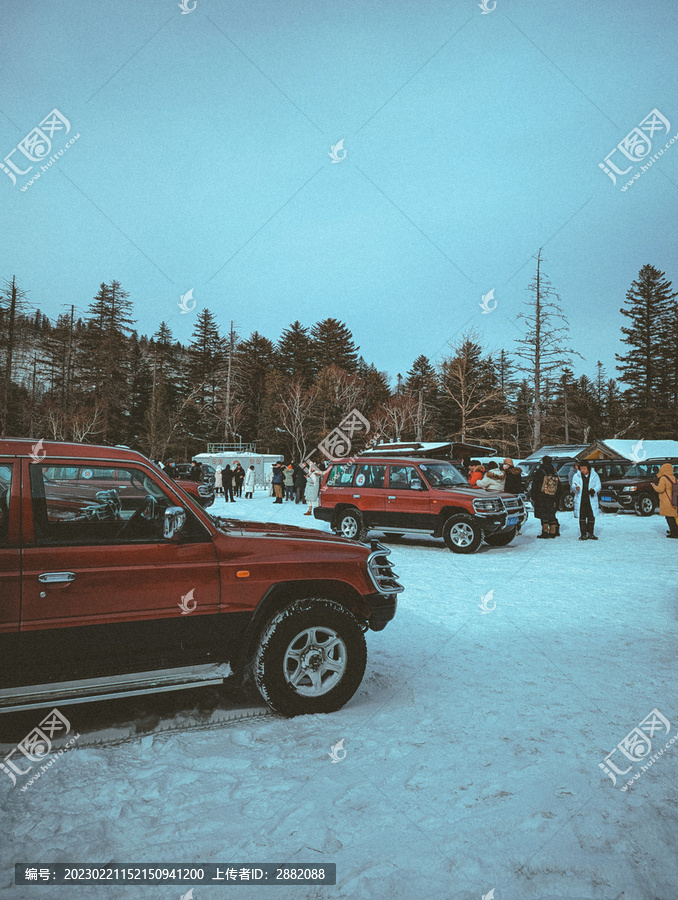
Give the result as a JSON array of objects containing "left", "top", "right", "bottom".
[{"left": 164, "top": 506, "right": 186, "bottom": 540}]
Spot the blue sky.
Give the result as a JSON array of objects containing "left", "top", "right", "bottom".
[{"left": 1, "top": 0, "right": 677, "bottom": 385}]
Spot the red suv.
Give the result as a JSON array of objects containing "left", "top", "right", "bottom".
[
  {"left": 0, "top": 440, "right": 402, "bottom": 716},
  {"left": 314, "top": 456, "right": 527, "bottom": 553}
]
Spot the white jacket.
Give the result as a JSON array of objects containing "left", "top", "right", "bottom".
[
  {"left": 244, "top": 469, "right": 255, "bottom": 491},
  {"left": 572, "top": 469, "right": 601, "bottom": 517},
  {"left": 476, "top": 470, "right": 506, "bottom": 492}
]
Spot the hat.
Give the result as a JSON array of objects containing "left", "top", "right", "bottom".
[{"left": 542, "top": 455, "right": 552, "bottom": 465}]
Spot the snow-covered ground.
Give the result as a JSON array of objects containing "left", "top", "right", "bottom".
[{"left": 2, "top": 492, "right": 677, "bottom": 900}]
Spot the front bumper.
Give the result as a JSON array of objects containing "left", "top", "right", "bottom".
[
  {"left": 599, "top": 489, "right": 628, "bottom": 510},
  {"left": 363, "top": 591, "right": 398, "bottom": 631}
]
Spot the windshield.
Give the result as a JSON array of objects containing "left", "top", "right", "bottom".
[
  {"left": 419, "top": 462, "right": 468, "bottom": 488},
  {"left": 625, "top": 463, "right": 657, "bottom": 478}
]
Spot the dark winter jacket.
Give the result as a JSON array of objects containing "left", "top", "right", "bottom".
[
  {"left": 272, "top": 466, "right": 284, "bottom": 485},
  {"left": 223, "top": 465, "right": 233, "bottom": 486},
  {"left": 294, "top": 467, "right": 307, "bottom": 489},
  {"left": 503, "top": 466, "right": 523, "bottom": 494},
  {"left": 531, "top": 462, "right": 559, "bottom": 520}
]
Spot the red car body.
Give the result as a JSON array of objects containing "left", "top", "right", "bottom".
[{"left": 0, "top": 440, "right": 401, "bottom": 716}]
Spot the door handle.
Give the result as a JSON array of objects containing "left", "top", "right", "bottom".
[
  {"left": 38, "top": 572, "right": 76, "bottom": 584},
  {"left": 388, "top": 496, "right": 396, "bottom": 500},
  {"left": 353, "top": 494, "right": 361, "bottom": 498}
]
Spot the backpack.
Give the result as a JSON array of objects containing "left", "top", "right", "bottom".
[
  {"left": 670, "top": 477, "right": 678, "bottom": 508},
  {"left": 541, "top": 474, "right": 559, "bottom": 496}
]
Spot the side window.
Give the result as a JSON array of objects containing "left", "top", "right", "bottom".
[
  {"left": 0, "top": 464, "right": 11, "bottom": 546},
  {"left": 355, "top": 464, "right": 386, "bottom": 489},
  {"left": 326, "top": 464, "right": 356, "bottom": 487},
  {"left": 388, "top": 465, "right": 427, "bottom": 490},
  {"left": 30, "top": 463, "right": 184, "bottom": 545}
]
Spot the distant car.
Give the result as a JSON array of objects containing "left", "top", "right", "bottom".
[
  {"left": 314, "top": 455, "right": 527, "bottom": 553},
  {"left": 599, "top": 458, "right": 678, "bottom": 516}
]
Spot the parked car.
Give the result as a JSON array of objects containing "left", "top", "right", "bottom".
[
  {"left": 314, "top": 456, "right": 527, "bottom": 553},
  {"left": 598, "top": 458, "right": 678, "bottom": 515},
  {"left": 0, "top": 439, "right": 402, "bottom": 716}
]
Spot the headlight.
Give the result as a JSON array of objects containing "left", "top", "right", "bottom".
[
  {"left": 473, "top": 498, "right": 503, "bottom": 512},
  {"left": 623, "top": 486, "right": 637, "bottom": 492}
]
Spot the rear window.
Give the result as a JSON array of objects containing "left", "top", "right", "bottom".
[
  {"left": 326, "top": 464, "right": 356, "bottom": 487},
  {"left": 0, "top": 464, "right": 11, "bottom": 545}
]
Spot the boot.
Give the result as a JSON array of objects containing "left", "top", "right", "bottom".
[
  {"left": 588, "top": 526, "right": 598, "bottom": 540},
  {"left": 554, "top": 521, "right": 561, "bottom": 537},
  {"left": 548, "top": 524, "right": 557, "bottom": 538},
  {"left": 537, "top": 523, "right": 550, "bottom": 539}
]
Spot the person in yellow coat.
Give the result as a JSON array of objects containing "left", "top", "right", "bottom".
[{"left": 651, "top": 463, "right": 678, "bottom": 538}]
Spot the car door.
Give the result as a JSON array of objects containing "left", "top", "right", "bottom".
[
  {"left": 0, "top": 459, "right": 20, "bottom": 632},
  {"left": 352, "top": 464, "right": 387, "bottom": 527},
  {"left": 384, "top": 464, "right": 431, "bottom": 530},
  {"left": 18, "top": 457, "right": 221, "bottom": 683}
]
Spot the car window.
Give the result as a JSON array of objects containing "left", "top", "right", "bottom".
[
  {"left": 388, "top": 464, "right": 427, "bottom": 491},
  {"left": 326, "top": 464, "right": 356, "bottom": 487},
  {"left": 355, "top": 464, "right": 386, "bottom": 489},
  {"left": 419, "top": 462, "right": 467, "bottom": 487},
  {"left": 30, "top": 463, "right": 183, "bottom": 545},
  {"left": 0, "top": 464, "right": 11, "bottom": 545}
]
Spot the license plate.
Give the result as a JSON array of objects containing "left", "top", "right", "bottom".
[
  {"left": 600, "top": 496, "right": 612, "bottom": 502},
  {"left": 507, "top": 516, "right": 518, "bottom": 526}
]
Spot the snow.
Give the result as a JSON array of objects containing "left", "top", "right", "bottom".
[
  {"left": 597, "top": 440, "right": 678, "bottom": 461},
  {"left": 2, "top": 491, "right": 677, "bottom": 900}
]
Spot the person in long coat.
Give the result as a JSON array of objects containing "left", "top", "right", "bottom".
[
  {"left": 531, "top": 455, "right": 559, "bottom": 538},
  {"left": 572, "top": 459, "right": 601, "bottom": 540},
  {"left": 652, "top": 462, "right": 678, "bottom": 538},
  {"left": 303, "top": 464, "right": 321, "bottom": 516},
  {"left": 214, "top": 465, "right": 223, "bottom": 497},
  {"left": 294, "top": 464, "right": 307, "bottom": 504},
  {"left": 244, "top": 465, "right": 256, "bottom": 499}
]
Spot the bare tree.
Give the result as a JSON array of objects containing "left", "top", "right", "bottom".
[
  {"left": 276, "top": 379, "right": 319, "bottom": 461},
  {"left": 514, "top": 249, "right": 581, "bottom": 451}
]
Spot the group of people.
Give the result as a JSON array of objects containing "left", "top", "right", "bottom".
[
  {"left": 466, "top": 456, "right": 600, "bottom": 541},
  {"left": 270, "top": 460, "right": 321, "bottom": 515},
  {"left": 214, "top": 462, "right": 255, "bottom": 501}
]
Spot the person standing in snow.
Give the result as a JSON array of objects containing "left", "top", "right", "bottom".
[
  {"left": 223, "top": 464, "right": 235, "bottom": 502},
  {"left": 233, "top": 462, "right": 245, "bottom": 497},
  {"left": 502, "top": 458, "right": 523, "bottom": 494},
  {"left": 531, "top": 455, "right": 560, "bottom": 538},
  {"left": 476, "top": 460, "right": 506, "bottom": 492},
  {"left": 272, "top": 462, "right": 284, "bottom": 503},
  {"left": 294, "top": 464, "right": 307, "bottom": 504},
  {"left": 572, "top": 459, "right": 601, "bottom": 540},
  {"left": 244, "top": 465, "right": 256, "bottom": 499},
  {"left": 304, "top": 463, "right": 321, "bottom": 516},
  {"left": 651, "top": 463, "right": 678, "bottom": 538},
  {"left": 467, "top": 461, "right": 485, "bottom": 487},
  {"left": 283, "top": 464, "right": 295, "bottom": 501},
  {"left": 214, "top": 465, "right": 223, "bottom": 496}
]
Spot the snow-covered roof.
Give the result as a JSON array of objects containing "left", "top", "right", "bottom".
[
  {"left": 524, "top": 445, "right": 587, "bottom": 460},
  {"left": 591, "top": 440, "right": 678, "bottom": 461}
]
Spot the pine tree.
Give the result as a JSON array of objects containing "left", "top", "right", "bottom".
[
  {"left": 78, "top": 280, "right": 135, "bottom": 443},
  {"left": 184, "top": 309, "right": 225, "bottom": 442},
  {"left": 277, "top": 321, "right": 314, "bottom": 384},
  {"left": 310, "top": 318, "right": 359, "bottom": 375},
  {"left": 235, "top": 331, "right": 277, "bottom": 444},
  {"left": 0, "top": 276, "right": 31, "bottom": 435},
  {"left": 617, "top": 265, "right": 676, "bottom": 434}
]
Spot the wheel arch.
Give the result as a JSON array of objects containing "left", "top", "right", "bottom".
[
  {"left": 434, "top": 504, "right": 475, "bottom": 537},
  {"left": 235, "top": 579, "right": 369, "bottom": 678}
]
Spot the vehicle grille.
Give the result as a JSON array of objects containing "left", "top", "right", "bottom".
[
  {"left": 367, "top": 541, "right": 405, "bottom": 596},
  {"left": 502, "top": 496, "right": 525, "bottom": 514}
]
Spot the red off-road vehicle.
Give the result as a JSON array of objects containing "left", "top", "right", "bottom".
[
  {"left": 314, "top": 456, "right": 527, "bottom": 553},
  {"left": 0, "top": 440, "right": 401, "bottom": 716}
]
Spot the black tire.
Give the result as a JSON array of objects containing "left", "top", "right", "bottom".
[
  {"left": 336, "top": 508, "right": 367, "bottom": 541},
  {"left": 634, "top": 493, "right": 655, "bottom": 517},
  {"left": 484, "top": 527, "right": 517, "bottom": 547},
  {"left": 561, "top": 492, "right": 574, "bottom": 512},
  {"left": 442, "top": 515, "right": 483, "bottom": 553},
  {"left": 253, "top": 598, "right": 367, "bottom": 716}
]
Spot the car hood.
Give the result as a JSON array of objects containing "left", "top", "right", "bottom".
[
  {"left": 602, "top": 478, "right": 645, "bottom": 489},
  {"left": 210, "top": 516, "right": 365, "bottom": 545}
]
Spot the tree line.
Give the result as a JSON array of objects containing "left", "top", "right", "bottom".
[{"left": 0, "top": 253, "right": 676, "bottom": 460}]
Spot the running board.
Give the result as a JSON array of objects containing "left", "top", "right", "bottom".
[{"left": 0, "top": 663, "right": 232, "bottom": 714}]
